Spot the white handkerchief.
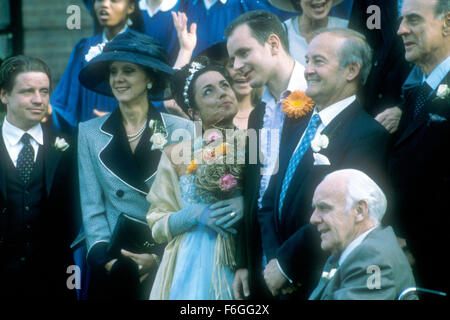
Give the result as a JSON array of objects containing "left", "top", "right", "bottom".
[{"left": 313, "top": 153, "right": 331, "bottom": 166}]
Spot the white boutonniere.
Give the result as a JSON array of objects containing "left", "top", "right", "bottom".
[
  {"left": 54, "top": 137, "right": 69, "bottom": 152},
  {"left": 311, "top": 134, "right": 330, "bottom": 165},
  {"left": 311, "top": 134, "right": 329, "bottom": 153},
  {"left": 436, "top": 84, "right": 449, "bottom": 100},
  {"left": 322, "top": 268, "right": 337, "bottom": 280},
  {"left": 85, "top": 43, "right": 106, "bottom": 62},
  {"left": 313, "top": 152, "right": 331, "bottom": 166},
  {"left": 149, "top": 119, "right": 168, "bottom": 150}
]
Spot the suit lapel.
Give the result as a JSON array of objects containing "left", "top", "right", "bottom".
[
  {"left": 0, "top": 129, "right": 9, "bottom": 200},
  {"left": 278, "top": 102, "right": 360, "bottom": 221},
  {"left": 99, "top": 106, "right": 162, "bottom": 195},
  {"left": 396, "top": 72, "right": 450, "bottom": 147},
  {"left": 42, "top": 125, "right": 63, "bottom": 197},
  {"left": 309, "top": 254, "right": 339, "bottom": 300}
]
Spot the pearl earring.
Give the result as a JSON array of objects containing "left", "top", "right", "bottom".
[
  {"left": 127, "top": 18, "right": 133, "bottom": 26},
  {"left": 147, "top": 83, "right": 153, "bottom": 90}
]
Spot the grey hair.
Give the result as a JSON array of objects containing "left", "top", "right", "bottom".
[
  {"left": 312, "top": 28, "right": 373, "bottom": 86},
  {"left": 326, "top": 169, "right": 387, "bottom": 224},
  {"left": 434, "top": 0, "right": 450, "bottom": 18}
]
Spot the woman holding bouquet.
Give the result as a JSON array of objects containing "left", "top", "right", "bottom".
[{"left": 147, "top": 57, "right": 245, "bottom": 300}]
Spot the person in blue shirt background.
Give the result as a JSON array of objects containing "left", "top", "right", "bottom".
[{"left": 51, "top": 0, "right": 144, "bottom": 135}]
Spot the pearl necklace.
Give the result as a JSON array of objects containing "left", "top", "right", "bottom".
[{"left": 127, "top": 121, "right": 147, "bottom": 142}]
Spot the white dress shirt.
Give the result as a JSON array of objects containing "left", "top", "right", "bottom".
[
  {"left": 258, "top": 61, "right": 307, "bottom": 209},
  {"left": 424, "top": 55, "right": 450, "bottom": 90},
  {"left": 2, "top": 118, "right": 43, "bottom": 167},
  {"left": 292, "top": 95, "right": 356, "bottom": 154},
  {"left": 338, "top": 226, "right": 378, "bottom": 266}
]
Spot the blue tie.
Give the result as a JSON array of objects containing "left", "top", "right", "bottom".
[
  {"left": 17, "top": 133, "right": 35, "bottom": 184},
  {"left": 278, "top": 114, "right": 321, "bottom": 218}
]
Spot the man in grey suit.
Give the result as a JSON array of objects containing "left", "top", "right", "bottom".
[{"left": 309, "top": 169, "right": 415, "bottom": 300}]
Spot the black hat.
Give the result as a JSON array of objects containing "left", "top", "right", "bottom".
[{"left": 79, "top": 29, "right": 174, "bottom": 100}]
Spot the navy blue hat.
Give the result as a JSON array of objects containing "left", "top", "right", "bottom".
[{"left": 79, "top": 29, "right": 174, "bottom": 100}]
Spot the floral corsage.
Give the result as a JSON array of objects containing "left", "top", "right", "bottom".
[
  {"left": 282, "top": 90, "right": 315, "bottom": 119},
  {"left": 149, "top": 119, "right": 168, "bottom": 150},
  {"left": 434, "top": 84, "right": 450, "bottom": 101},
  {"left": 54, "top": 137, "right": 70, "bottom": 152}
]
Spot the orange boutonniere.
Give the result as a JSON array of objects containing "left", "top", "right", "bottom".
[
  {"left": 282, "top": 90, "right": 314, "bottom": 119},
  {"left": 186, "top": 159, "right": 198, "bottom": 174}
]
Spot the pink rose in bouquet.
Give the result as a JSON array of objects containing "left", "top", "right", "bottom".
[{"left": 219, "top": 174, "right": 238, "bottom": 192}]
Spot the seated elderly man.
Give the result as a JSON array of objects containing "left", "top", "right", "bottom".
[{"left": 309, "top": 169, "right": 415, "bottom": 300}]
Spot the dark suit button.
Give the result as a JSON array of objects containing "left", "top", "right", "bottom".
[
  {"left": 1, "top": 208, "right": 6, "bottom": 214},
  {"left": 26, "top": 225, "right": 31, "bottom": 230},
  {"left": 25, "top": 206, "right": 30, "bottom": 211},
  {"left": 20, "top": 257, "right": 26, "bottom": 262},
  {"left": 116, "top": 190, "right": 124, "bottom": 198},
  {"left": 378, "top": 93, "right": 383, "bottom": 99},
  {"left": 374, "top": 61, "right": 378, "bottom": 67},
  {"left": 24, "top": 190, "right": 29, "bottom": 195}
]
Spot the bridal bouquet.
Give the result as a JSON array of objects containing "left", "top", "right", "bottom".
[{"left": 186, "top": 129, "right": 246, "bottom": 201}]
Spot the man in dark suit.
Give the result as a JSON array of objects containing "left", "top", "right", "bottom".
[
  {"left": 0, "top": 56, "right": 78, "bottom": 298},
  {"left": 225, "top": 10, "right": 307, "bottom": 300},
  {"left": 309, "top": 169, "right": 415, "bottom": 300},
  {"left": 389, "top": 0, "right": 450, "bottom": 295},
  {"left": 257, "top": 28, "right": 390, "bottom": 299}
]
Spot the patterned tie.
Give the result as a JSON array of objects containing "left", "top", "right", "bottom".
[
  {"left": 278, "top": 114, "right": 321, "bottom": 218},
  {"left": 17, "top": 133, "right": 35, "bottom": 184},
  {"left": 413, "top": 82, "right": 432, "bottom": 120}
]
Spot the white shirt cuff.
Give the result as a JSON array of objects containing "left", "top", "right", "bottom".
[{"left": 276, "top": 259, "right": 293, "bottom": 284}]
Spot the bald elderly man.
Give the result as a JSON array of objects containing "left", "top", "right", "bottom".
[{"left": 309, "top": 169, "right": 415, "bottom": 300}]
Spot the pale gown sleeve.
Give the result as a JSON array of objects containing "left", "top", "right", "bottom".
[{"left": 146, "top": 150, "right": 186, "bottom": 300}]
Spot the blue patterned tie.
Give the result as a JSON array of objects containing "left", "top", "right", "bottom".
[
  {"left": 278, "top": 114, "right": 321, "bottom": 218},
  {"left": 17, "top": 133, "right": 35, "bottom": 184}
]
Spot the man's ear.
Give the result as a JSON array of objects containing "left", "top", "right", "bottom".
[
  {"left": 0, "top": 88, "right": 8, "bottom": 106},
  {"left": 345, "top": 62, "right": 361, "bottom": 83},
  {"left": 443, "top": 12, "right": 450, "bottom": 37},
  {"left": 355, "top": 200, "right": 369, "bottom": 223},
  {"left": 267, "top": 33, "right": 281, "bottom": 55}
]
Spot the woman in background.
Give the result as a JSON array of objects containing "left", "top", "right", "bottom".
[
  {"left": 51, "top": 0, "right": 145, "bottom": 135},
  {"left": 270, "top": 0, "right": 348, "bottom": 65}
]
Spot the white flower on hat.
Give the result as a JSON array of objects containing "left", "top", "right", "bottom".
[
  {"left": 85, "top": 43, "right": 106, "bottom": 62},
  {"left": 311, "top": 134, "right": 329, "bottom": 153},
  {"left": 54, "top": 137, "right": 69, "bottom": 152}
]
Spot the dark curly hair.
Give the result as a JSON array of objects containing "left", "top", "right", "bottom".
[{"left": 170, "top": 56, "right": 233, "bottom": 120}]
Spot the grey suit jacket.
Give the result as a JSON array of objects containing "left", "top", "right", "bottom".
[
  {"left": 77, "top": 108, "right": 194, "bottom": 262},
  {"left": 309, "top": 226, "right": 416, "bottom": 300}
]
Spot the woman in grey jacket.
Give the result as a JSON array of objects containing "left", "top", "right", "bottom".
[{"left": 77, "top": 29, "right": 188, "bottom": 299}]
